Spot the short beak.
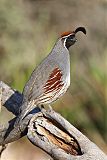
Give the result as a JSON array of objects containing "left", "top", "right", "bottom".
[{"left": 72, "top": 36, "right": 77, "bottom": 43}]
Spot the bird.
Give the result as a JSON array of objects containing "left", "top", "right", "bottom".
[{"left": 17, "top": 27, "right": 86, "bottom": 122}]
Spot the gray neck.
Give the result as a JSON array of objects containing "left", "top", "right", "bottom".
[{"left": 51, "top": 38, "right": 68, "bottom": 55}]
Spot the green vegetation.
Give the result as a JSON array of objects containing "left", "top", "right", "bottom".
[{"left": 0, "top": 0, "right": 107, "bottom": 154}]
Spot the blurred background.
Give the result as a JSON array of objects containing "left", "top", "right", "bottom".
[{"left": 0, "top": 0, "right": 107, "bottom": 159}]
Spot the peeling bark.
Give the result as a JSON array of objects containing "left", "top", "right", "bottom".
[
  {"left": 27, "top": 109, "right": 107, "bottom": 160},
  {"left": 0, "top": 81, "right": 107, "bottom": 160}
]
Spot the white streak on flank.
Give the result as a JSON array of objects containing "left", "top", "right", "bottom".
[
  {"left": 45, "top": 70, "right": 60, "bottom": 85},
  {"left": 50, "top": 71, "right": 60, "bottom": 79},
  {"left": 45, "top": 75, "right": 57, "bottom": 85},
  {"left": 44, "top": 80, "right": 61, "bottom": 89},
  {"left": 38, "top": 92, "right": 57, "bottom": 103},
  {"left": 44, "top": 87, "right": 59, "bottom": 94},
  {"left": 39, "top": 96, "right": 51, "bottom": 101},
  {"left": 44, "top": 82, "right": 63, "bottom": 94}
]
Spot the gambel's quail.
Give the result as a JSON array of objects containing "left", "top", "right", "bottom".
[{"left": 18, "top": 27, "right": 86, "bottom": 122}]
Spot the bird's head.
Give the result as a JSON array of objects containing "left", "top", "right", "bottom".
[{"left": 61, "top": 27, "right": 86, "bottom": 49}]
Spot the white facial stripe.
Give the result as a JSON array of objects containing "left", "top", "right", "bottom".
[
  {"left": 64, "top": 38, "right": 67, "bottom": 48},
  {"left": 62, "top": 33, "right": 73, "bottom": 39},
  {"left": 45, "top": 71, "right": 59, "bottom": 83},
  {"left": 62, "top": 33, "right": 74, "bottom": 48}
]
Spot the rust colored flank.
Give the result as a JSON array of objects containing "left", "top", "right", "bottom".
[{"left": 44, "top": 68, "right": 64, "bottom": 93}]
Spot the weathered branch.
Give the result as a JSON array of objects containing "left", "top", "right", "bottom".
[
  {"left": 0, "top": 81, "right": 40, "bottom": 145},
  {"left": 27, "top": 109, "right": 107, "bottom": 160},
  {"left": 0, "top": 81, "right": 22, "bottom": 115},
  {"left": 0, "top": 81, "right": 107, "bottom": 160}
]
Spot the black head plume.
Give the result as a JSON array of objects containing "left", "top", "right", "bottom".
[{"left": 75, "top": 27, "right": 86, "bottom": 35}]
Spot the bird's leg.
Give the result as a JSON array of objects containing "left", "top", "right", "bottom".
[
  {"left": 41, "top": 104, "right": 44, "bottom": 109},
  {"left": 48, "top": 104, "right": 53, "bottom": 111},
  {"left": 38, "top": 104, "right": 44, "bottom": 111},
  {"left": 38, "top": 104, "right": 52, "bottom": 111}
]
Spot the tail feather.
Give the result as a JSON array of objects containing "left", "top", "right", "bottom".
[{"left": 15, "top": 101, "right": 36, "bottom": 126}]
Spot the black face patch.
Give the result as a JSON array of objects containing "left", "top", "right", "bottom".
[{"left": 65, "top": 34, "right": 76, "bottom": 49}]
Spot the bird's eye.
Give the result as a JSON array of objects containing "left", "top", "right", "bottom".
[
  {"left": 68, "top": 34, "right": 75, "bottom": 40},
  {"left": 65, "top": 34, "right": 76, "bottom": 49}
]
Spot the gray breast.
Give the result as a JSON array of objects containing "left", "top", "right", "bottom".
[{"left": 22, "top": 39, "right": 70, "bottom": 104}]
